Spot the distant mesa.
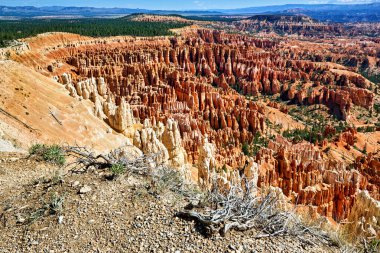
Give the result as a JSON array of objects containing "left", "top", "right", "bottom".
[
  {"left": 246, "top": 14, "right": 317, "bottom": 23},
  {"left": 1, "top": 3, "right": 380, "bottom": 22}
]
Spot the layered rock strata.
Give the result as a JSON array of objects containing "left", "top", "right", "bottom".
[{"left": 48, "top": 30, "right": 379, "bottom": 222}]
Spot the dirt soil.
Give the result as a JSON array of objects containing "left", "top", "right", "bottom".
[{"left": 0, "top": 152, "right": 339, "bottom": 253}]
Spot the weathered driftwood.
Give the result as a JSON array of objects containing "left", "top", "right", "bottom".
[
  {"left": 178, "top": 177, "right": 332, "bottom": 244},
  {"left": 64, "top": 146, "right": 331, "bottom": 244},
  {"left": 65, "top": 146, "right": 157, "bottom": 175}
]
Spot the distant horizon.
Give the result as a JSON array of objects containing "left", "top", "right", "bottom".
[{"left": 1, "top": 0, "right": 379, "bottom": 11}]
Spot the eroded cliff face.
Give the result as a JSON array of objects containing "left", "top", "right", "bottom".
[
  {"left": 11, "top": 31, "right": 378, "bottom": 223},
  {"left": 232, "top": 16, "right": 380, "bottom": 38},
  {"left": 255, "top": 135, "right": 379, "bottom": 221}
]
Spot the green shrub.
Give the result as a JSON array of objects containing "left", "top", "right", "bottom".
[
  {"left": 48, "top": 192, "right": 65, "bottom": 215},
  {"left": 363, "top": 144, "right": 368, "bottom": 155},
  {"left": 242, "top": 142, "right": 250, "bottom": 156},
  {"left": 283, "top": 128, "right": 311, "bottom": 143},
  {"left": 369, "top": 239, "right": 380, "bottom": 252},
  {"left": 42, "top": 145, "right": 65, "bottom": 166},
  {"left": 29, "top": 143, "right": 45, "bottom": 155},
  {"left": 110, "top": 163, "right": 126, "bottom": 177},
  {"left": 29, "top": 144, "right": 66, "bottom": 166},
  {"left": 27, "top": 192, "right": 65, "bottom": 224},
  {"left": 357, "top": 126, "right": 376, "bottom": 133},
  {"left": 374, "top": 103, "right": 380, "bottom": 114},
  {"left": 251, "top": 133, "right": 269, "bottom": 156}
]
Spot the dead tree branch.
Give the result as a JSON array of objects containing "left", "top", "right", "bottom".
[
  {"left": 65, "top": 146, "right": 158, "bottom": 175},
  {"left": 49, "top": 108, "right": 62, "bottom": 126},
  {"left": 177, "top": 176, "right": 332, "bottom": 244}
]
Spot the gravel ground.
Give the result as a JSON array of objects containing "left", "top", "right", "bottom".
[
  {"left": 0, "top": 138, "right": 23, "bottom": 153},
  {"left": 0, "top": 153, "right": 340, "bottom": 253}
]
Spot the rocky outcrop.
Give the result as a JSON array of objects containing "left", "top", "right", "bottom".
[
  {"left": 50, "top": 30, "right": 378, "bottom": 222},
  {"left": 344, "top": 87, "right": 374, "bottom": 110},
  {"left": 162, "top": 118, "right": 188, "bottom": 168},
  {"left": 106, "top": 97, "right": 135, "bottom": 133},
  {"left": 133, "top": 119, "right": 170, "bottom": 165},
  {"left": 352, "top": 154, "right": 380, "bottom": 199},
  {"left": 58, "top": 32, "right": 272, "bottom": 167},
  {"left": 132, "top": 118, "right": 188, "bottom": 168},
  {"left": 345, "top": 190, "right": 380, "bottom": 241},
  {"left": 255, "top": 135, "right": 375, "bottom": 221},
  {"left": 60, "top": 29, "right": 376, "bottom": 123},
  {"left": 197, "top": 136, "right": 216, "bottom": 189},
  {"left": 59, "top": 72, "right": 136, "bottom": 133},
  {"left": 243, "top": 158, "right": 260, "bottom": 196},
  {"left": 233, "top": 15, "right": 380, "bottom": 38}
]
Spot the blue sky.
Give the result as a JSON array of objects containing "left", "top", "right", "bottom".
[{"left": 1, "top": 0, "right": 378, "bottom": 10}]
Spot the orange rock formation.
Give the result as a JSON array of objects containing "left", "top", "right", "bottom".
[{"left": 7, "top": 31, "right": 378, "bottom": 222}]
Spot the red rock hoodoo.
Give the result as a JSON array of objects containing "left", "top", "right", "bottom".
[{"left": 47, "top": 30, "right": 379, "bottom": 222}]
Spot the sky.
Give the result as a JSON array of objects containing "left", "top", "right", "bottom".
[{"left": 1, "top": 0, "right": 378, "bottom": 10}]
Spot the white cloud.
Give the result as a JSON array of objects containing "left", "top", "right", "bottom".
[{"left": 193, "top": 0, "right": 205, "bottom": 8}]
